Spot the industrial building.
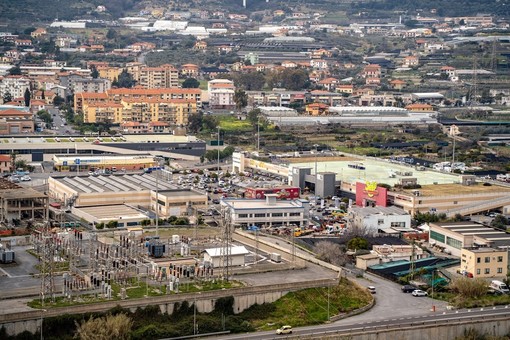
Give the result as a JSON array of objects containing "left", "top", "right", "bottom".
[
  {"left": 53, "top": 154, "right": 157, "bottom": 172},
  {"left": 203, "top": 246, "right": 250, "bottom": 268},
  {"left": 220, "top": 194, "right": 310, "bottom": 227},
  {"left": 48, "top": 173, "right": 208, "bottom": 225},
  {"left": 0, "top": 134, "right": 206, "bottom": 162},
  {"left": 429, "top": 222, "right": 510, "bottom": 258}
]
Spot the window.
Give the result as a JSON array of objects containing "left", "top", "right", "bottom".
[
  {"left": 485, "top": 257, "right": 490, "bottom": 263},
  {"left": 477, "top": 269, "right": 481, "bottom": 275},
  {"left": 446, "top": 237, "right": 462, "bottom": 249},
  {"left": 238, "top": 214, "right": 248, "bottom": 218},
  {"left": 430, "top": 230, "right": 445, "bottom": 243},
  {"left": 289, "top": 212, "right": 301, "bottom": 217},
  {"left": 272, "top": 213, "right": 283, "bottom": 217},
  {"left": 254, "top": 213, "right": 265, "bottom": 218},
  {"left": 391, "top": 222, "right": 406, "bottom": 228},
  {"left": 498, "top": 268, "right": 503, "bottom": 274},
  {"left": 498, "top": 256, "right": 503, "bottom": 262},
  {"left": 485, "top": 268, "right": 490, "bottom": 274},
  {"left": 377, "top": 219, "right": 384, "bottom": 225},
  {"left": 477, "top": 257, "right": 481, "bottom": 263}
]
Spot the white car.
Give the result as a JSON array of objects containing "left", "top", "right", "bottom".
[
  {"left": 412, "top": 289, "right": 428, "bottom": 297},
  {"left": 20, "top": 175, "right": 31, "bottom": 181},
  {"left": 276, "top": 325, "right": 292, "bottom": 335}
]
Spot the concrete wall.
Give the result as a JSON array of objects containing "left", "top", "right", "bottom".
[
  {"left": 301, "top": 314, "right": 510, "bottom": 340},
  {"left": 0, "top": 279, "right": 337, "bottom": 336}
]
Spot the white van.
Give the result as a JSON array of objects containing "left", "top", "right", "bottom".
[{"left": 490, "top": 280, "right": 510, "bottom": 294}]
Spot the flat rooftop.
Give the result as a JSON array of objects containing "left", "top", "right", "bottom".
[
  {"left": 51, "top": 173, "right": 176, "bottom": 194},
  {"left": 401, "top": 183, "right": 510, "bottom": 196},
  {"left": 292, "top": 157, "right": 460, "bottom": 186},
  {"left": 0, "top": 187, "right": 47, "bottom": 199},
  {"left": 222, "top": 198, "right": 306, "bottom": 210},
  {"left": 75, "top": 204, "right": 147, "bottom": 220},
  {"left": 432, "top": 222, "right": 510, "bottom": 246},
  {"left": 158, "top": 189, "right": 206, "bottom": 199}
]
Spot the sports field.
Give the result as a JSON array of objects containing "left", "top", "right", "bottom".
[{"left": 292, "top": 158, "right": 461, "bottom": 186}]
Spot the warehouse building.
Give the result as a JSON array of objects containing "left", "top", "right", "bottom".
[
  {"left": 48, "top": 173, "right": 207, "bottom": 225},
  {"left": 53, "top": 154, "right": 157, "bottom": 172},
  {"left": 429, "top": 222, "right": 510, "bottom": 257}
]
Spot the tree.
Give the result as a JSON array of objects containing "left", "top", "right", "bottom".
[
  {"left": 347, "top": 237, "right": 369, "bottom": 251},
  {"left": 106, "top": 28, "right": 118, "bottom": 40},
  {"left": 36, "top": 110, "right": 53, "bottom": 126},
  {"left": 8, "top": 66, "right": 21, "bottom": 75},
  {"left": 113, "top": 69, "right": 135, "bottom": 88},
  {"left": 202, "top": 115, "right": 218, "bottom": 131},
  {"left": 182, "top": 78, "right": 200, "bottom": 88},
  {"left": 234, "top": 72, "right": 265, "bottom": 91},
  {"left": 234, "top": 89, "right": 248, "bottom": 112},
  {"left": 314, "top": 241, "right": 348, "bottom": 266},
  {"left": 91, "top": 66, "right": 99, "bottom": 79},
  {"left": 491, "top": 215, "right": 509, "bottom": 231},
  {"left": 53, "top": 95, "right": 65, "bottom": 106},
  {"left": 2, "top": 91, "right": 12, "bottom": 104},
  {"left": 247, "top": 108, "right": 260, "bottom": 127},
  {"left": 75, "top": 313, "right": 132, "bottom": 340},
  {"left": 24, "top": 88, "right": 31, "bottom": 107},
  {"left": 187, "top": 111, "right": 203, "bottom": 133},
  {"left": 9, "top": 152, "right": 17, "bottom": 172},
  {"left": 450, "top": 277, "right": 487, "bottom": 299}
]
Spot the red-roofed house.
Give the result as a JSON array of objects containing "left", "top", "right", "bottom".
[
  {"left": 0, "top": 155, "right": 11, "bottom": 173},
  {"left": 0, "top": 109, "right": 34, "bottom": 134},
  {"left": 390, "top": 79, "right": 407, "bottom": 91},
  {"left": 405, "top": 103, "right": 434, "bottom": 112},
  {"left": 30, "top": 100, "right": 46, "bottom": 113},
  {"left": 318, "top": 78, "right": 339, "bottom": 91},
  {"left": 305, "top": 102, "right": 329, "bottom": 116},
  {"left": 361, "top": 64, "right": 381, "bottom": 79}
]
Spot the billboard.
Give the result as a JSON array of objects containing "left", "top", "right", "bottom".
[
  {"left": 355, "top": 182, "right": 388, "bottom": 207},
  {"left": 245, "top": 187, "right": 300, "bottom": 200}
]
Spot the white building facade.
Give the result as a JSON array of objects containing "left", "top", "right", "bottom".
[{"left": 220, "top": 194, "right": 309, "bottom": 227}]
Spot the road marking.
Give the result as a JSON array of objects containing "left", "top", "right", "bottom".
[{"left": 0, "top": 267, "right": 11, "bottom": 278}]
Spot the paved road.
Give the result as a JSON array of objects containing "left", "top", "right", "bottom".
[{"left": 214, "top": 305, "right": 510, "bottom": 340}]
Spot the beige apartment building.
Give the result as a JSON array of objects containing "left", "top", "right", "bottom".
[
  {"left": 460, "top": 248, "right": 508, "bottom": 279},
  {"left": 138, "top": 64, "right": 179, "bottom": 89}
]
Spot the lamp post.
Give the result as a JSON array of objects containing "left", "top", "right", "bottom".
[
  {"left": 257, "top": 115, "right": 260, "bottom": 154},
  {"left": 154, "top": 156, "right": 164, "bottom": 238},
  {"left": 217, "top": 127, "right": 221, "bottom": 174},
  {"left": 313, "top": 144, "right": 319, "bottom": 195}
]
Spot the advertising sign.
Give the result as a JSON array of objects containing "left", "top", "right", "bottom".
[{"left": 355, "top": 181, "right": 388, "bottom": 207}]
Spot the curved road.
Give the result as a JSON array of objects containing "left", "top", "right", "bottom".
[{"left": 214, "top": 305, "right": 510, "bottom": 340}]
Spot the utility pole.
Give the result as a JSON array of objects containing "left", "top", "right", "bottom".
[{"left": 217, "top": 127, "right": 221, "bottom": 175}]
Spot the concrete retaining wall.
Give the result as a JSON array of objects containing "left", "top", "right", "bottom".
[{"left": 0, "top": 279, "right": 337, "bottom": 336}]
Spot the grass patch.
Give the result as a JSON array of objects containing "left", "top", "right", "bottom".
[
  {"left": 46, "top": 139, "right": 56, "bottom": 143},
  {"left": 435, "top": 291, "right": 510, "bottom": 309},
  {"left": 218, "top": 115, "right": 253, "bottom": 132},
  {"left": 246, "top": 278, "right": 372, "bottom": 330},
  {"left": 28, "top": 278, "right": 243, "bottom": 309}
]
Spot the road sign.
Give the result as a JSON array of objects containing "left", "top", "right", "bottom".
[
  {"left": 63, "top": 161, "right": 68, "bottom": 166},
  {"left": 75, "top": 159, "right": 80, "bottom": 165}
]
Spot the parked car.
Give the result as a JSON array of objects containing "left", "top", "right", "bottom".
[
  {"left": 276, "top": 325, "right": 292, "bottom": 335},
  {"left": 367, "top": 286, "right": 376, "bottom": 294},
  {"left": 20, "top": 175, "right": 31, "bottom": 181},
  {"left": 401, "top": 285, "right": 417, "bottom": 293},
  {"left": 212, "top": 199, "right": 220, "bottom": 204},
  {"left": 412, "top": 289, "right": 428, "bottom": 297}
]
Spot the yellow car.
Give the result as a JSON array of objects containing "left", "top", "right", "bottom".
[{"left": 276, "top": 325, "right": 293, "bottom": 335}]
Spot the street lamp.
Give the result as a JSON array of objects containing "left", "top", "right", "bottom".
[
  {"left": 154, "top": 156, "right": 164, "bottom": 237},
  {"left": 313, "top": 144, "right": 319, "bottom": 195},
  {"left": 217, "top": 127, "right": 221, "bottom": 174}
]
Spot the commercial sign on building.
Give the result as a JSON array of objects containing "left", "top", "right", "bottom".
[
  {"left": 245, "top": 186, "right": 300, "bottom": 200},
  {"left": 355, "top": 181, "right": 388, "bottom": 207}
]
